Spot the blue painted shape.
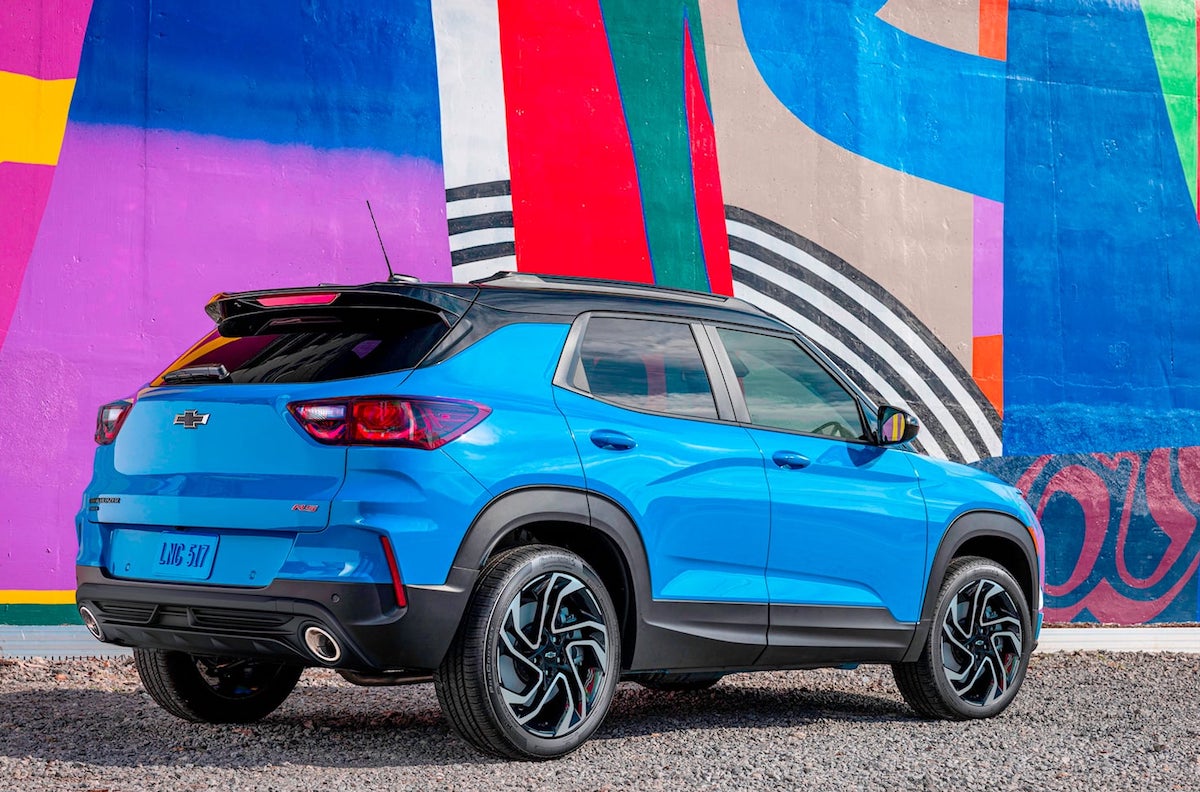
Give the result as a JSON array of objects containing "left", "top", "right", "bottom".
[
  {"left": 737, "top": 0, "right": 1004, "bottom": 200},
  {"left": 1004, "top": 1, "right": 1200, "bottom": 455},
  {"left": 70, "top": 0, "right": 443, "bottom": 161}
]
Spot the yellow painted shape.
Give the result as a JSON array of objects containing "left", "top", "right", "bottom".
[
  {"left": 0, "top": 70, "right": 76, "bottom": 166},
  {"left": 0, "top": 590, "right": 76, "bottom": 605}
]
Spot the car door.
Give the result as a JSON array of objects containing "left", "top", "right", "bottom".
[
  {"left": 552, "top": 313, "right": 771, "bottom": 666},
  {"left": 707, "top": 325, "right": 928, "bottom": 662}
]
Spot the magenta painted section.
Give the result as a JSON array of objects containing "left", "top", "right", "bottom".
[
  {"left": 0, "top": 163, "right": 55, "bottom": 353},
  {"left": 972, "top": 195, "right": 1003, "bottom": 337},
  {"left": 0, "top": 0, "right": 93, "bottom": 79},
  {"left": 0, "top": 123, "right": 449, "bottom": 590}
]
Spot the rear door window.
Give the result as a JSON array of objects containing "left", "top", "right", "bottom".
[
  {"left": 154, "top": 313, "right": 448, "bottom": 385},
  {"left": 570, "top": 316, "right": 717, "bottom": 419}
]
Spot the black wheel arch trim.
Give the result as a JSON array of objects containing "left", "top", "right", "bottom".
[
  {"left": 450, "top": 485, "right": 653, "bottom": 669},
  {"left": 903, "top": 509, "right": 1039, "bottom": 662}
]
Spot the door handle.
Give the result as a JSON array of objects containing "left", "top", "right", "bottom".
[
  {"left": 590, "top": 429, "right": 637, "bottom": 451},
  {"left": 772, "top": 451, "right": 811, "bottom": 470}
]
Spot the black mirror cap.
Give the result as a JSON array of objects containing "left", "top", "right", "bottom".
[{"left": 876, "top": 405, "right": 920, "bottom": 446}]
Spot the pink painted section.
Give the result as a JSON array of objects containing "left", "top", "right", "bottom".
[
  {"left": 0, "top": 123, "right": 449, "bottom": 590},
  {"left": 0, "top": 0, "right": 93, "bottom": 79},
  {"left": 0, "top": 163, "right": 55, "bottom": 352},
  {"left": 972, "top": 195, "right": 1004, "bottom": 337}
]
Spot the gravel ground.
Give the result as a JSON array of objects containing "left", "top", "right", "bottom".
[{"left": 0, "top": 653, "right": 1196, "bottom": 791}]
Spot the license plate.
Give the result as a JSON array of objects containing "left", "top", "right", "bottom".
[{"left": 153, "top": 533, "right": 218, "bottom": 580}]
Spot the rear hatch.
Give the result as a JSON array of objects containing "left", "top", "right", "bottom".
[{"left": 92, "top": 284, "right": 476, "bottom": 534}]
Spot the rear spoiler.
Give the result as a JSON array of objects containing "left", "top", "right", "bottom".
[{"left": 204, "top": 284, "right": 478, "bottom": 336}]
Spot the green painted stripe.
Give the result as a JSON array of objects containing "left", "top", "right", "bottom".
[
  {"left": 0, "top": 604, "right": 82, "bottom": 626},
  {"left": 601, "top": 0, "right": 712, "bottom": 292},
  {"left": 1142, "top": 0, "right": 1198, "bottom": 210}
]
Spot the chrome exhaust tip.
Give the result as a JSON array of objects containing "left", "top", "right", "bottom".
[
  {"left": 302, "top": 625, "right": 342, "bottom": 664},
  {"left": 79, "top": 606, "right": 103, "bottom": 641}
]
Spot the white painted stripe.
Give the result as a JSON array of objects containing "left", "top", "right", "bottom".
[
  {"left": 1035, "top": 627, "right": 1200, "bottom": 653},
  {"left": 452, "top": 255, "right": 517, "bottom": 284},
  {"left": 446, "top": 193, "right": 513, "bottom": 220},
  {"left": 732, "top": 281, "right": 952, "bottom": 461},
  {"left": 734, "top": 254, "right": 976, "bottom": 462},
  {"left": 728, "top": 219, "right": 1001, "bottom": 457},
  {"left": 431, "top": 0, "right": 511, "bottom": 189},
  {"left": 448, "top": 226, "right": 515, "bottom": 252}
]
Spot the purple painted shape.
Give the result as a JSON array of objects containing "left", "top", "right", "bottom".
[
  {"left": 0, "top": 0, "right": 93, "bottom": 79},
  {"left": 973, "top": 195, "right": 1004, "bottom": 338},
  {"left": 0, "top": 163, "right": 56, "bottom": 353},
  {"left": 0, "top": 123, "right": 449, "bottom": 590}
]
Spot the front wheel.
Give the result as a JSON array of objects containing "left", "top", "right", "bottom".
[
  {"left": 134, "top": 649, "right": 303, "bottom": 724},
  {"left": 892, "top": 556, "right": 1032, "bottom": 720},
  {"left": 434, "top": 545, "right": 620, "bottom": 760}
]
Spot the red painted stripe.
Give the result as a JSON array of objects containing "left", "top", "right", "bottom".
[
  {"left": 683, "top": 19, "right": 733, "bottom": 296},
  {"left": 497, "top": 0, "right": 653, "bottom": 282}
]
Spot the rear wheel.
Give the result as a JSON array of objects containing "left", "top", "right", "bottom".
[
  {"left": 434, "top": 545, "right": 620, "bottom": 759},
  {"left": 892, "top": 556, "right": 1031, "bottom": 720},
  {"left": 636, "top": 672, "right": 723, "bottom": 692},
  {"left": 134, "top": 649, "right": 303, "bottom": 723}
]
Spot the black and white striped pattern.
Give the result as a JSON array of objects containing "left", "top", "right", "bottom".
[
  {"left": 442, "top": 183, "right": 1000, "bottom": 463},
  {"left": 726, "top": 207, "right": 1001, "bottom": 463},
  {"left": 447, "top": 180, "right": 515, "bottom": 282}
]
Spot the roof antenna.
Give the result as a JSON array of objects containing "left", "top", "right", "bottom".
[{"left": 366, "top": 200, "right": 418, "bottom": 283}]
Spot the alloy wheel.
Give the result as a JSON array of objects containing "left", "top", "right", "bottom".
[
  {"left": 495, "top": 571, "right": 609, "bottom": 738},
  {"left": 939, "top": 578, "right": 1024, "bottom": 706}
]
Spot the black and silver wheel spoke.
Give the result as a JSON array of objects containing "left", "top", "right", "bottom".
[
  {"left": 940, "top": 578, "right": 1023, "bottom": 707},
  {"left": 496, "top": 571, "right": 609, "bottom": 738}
]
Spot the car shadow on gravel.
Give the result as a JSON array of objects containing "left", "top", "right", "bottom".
[
  {"left": 0, "top": 681, "right": 912, "bottom": 769},
  {"left": 599, "top": 680, "right": 912, "bottom": 741}
]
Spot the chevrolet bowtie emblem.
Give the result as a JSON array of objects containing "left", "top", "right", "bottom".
[{"left": 173, "top": 409, "right": 210, "bottom": 429}]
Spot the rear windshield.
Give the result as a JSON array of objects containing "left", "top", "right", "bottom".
[{"left": 153, "top": 312, "right": 448, "bottom": 385}]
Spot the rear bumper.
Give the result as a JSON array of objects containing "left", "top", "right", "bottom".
[{"left": 75, "top": 565, "right": 476, "bottom": 672}]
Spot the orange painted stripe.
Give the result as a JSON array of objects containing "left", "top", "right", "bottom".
[
  {"left": 973, "top": 334, "right": 1003, "bottom": 415},
  {"left": 0, "top": 590, "right": 75, "bottom": 605},
  {"left": 980, "top": 0, "right": 1008, "bottom": 61}
]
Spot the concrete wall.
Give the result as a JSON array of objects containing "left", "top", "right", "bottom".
[{"left": 2, "top": 0, "right": 1197, "bottom": 624}]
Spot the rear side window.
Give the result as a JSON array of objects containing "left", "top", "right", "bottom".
[
  {"left": 153, "top": 312, "right": 448, "bottom": 385},
  {"left": 571, "top": 316, "right": 717, "bottom": 419}
]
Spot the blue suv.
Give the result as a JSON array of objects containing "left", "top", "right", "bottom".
[{"left": 77, "top": 272, "right": 1044, "bottom": 759}]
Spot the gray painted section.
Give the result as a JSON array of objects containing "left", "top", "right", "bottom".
[{"left": 1, "top": 626, "right": 1197, "bottom": 660}]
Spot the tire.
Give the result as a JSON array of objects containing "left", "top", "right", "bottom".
[
  {"left": 134, "top": 649, "right": 303, "bottom": 724},
  {"left": 636, "top": 672, "right": 723, "bottom": 692},
  {"left": 434, "top": 545, "right": 621, "bottom": 760},
  {"left": 892, "top": 556, "right": 1033, "bottom": 720}
]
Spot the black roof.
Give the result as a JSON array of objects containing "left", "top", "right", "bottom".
[{"left": 209, "top": 272, "right": 790, "bottom": 333}]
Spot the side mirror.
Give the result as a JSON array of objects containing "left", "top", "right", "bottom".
[{"left": 876, "top": 405, "right": 919, "bottom": 446}]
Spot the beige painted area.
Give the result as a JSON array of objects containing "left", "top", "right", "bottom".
[
  {"left": 876, "top": 0, "right": 980, "bottom": 56},
  {"left": 699, "top": 0, "right": 975, "bottom": 368}
]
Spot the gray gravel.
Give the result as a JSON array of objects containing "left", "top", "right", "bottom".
[{"left": 0, "top": 653, "right": 1196, "bottom": 791}]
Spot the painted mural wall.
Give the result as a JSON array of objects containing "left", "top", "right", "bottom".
[{"left": 2, "top": 0, "right": 1197, "bottom": 625}]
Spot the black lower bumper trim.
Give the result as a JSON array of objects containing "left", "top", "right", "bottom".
[{"left": 75, "top": 565, "right": 477, "bottom": 672}]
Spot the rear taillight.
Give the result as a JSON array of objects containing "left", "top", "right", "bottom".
[
  {"left": 95, "top": 400, "right": 133, "bottom": 445},
  {"left": 288, "top": 397, "right": 489, "bottom": 450}
]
